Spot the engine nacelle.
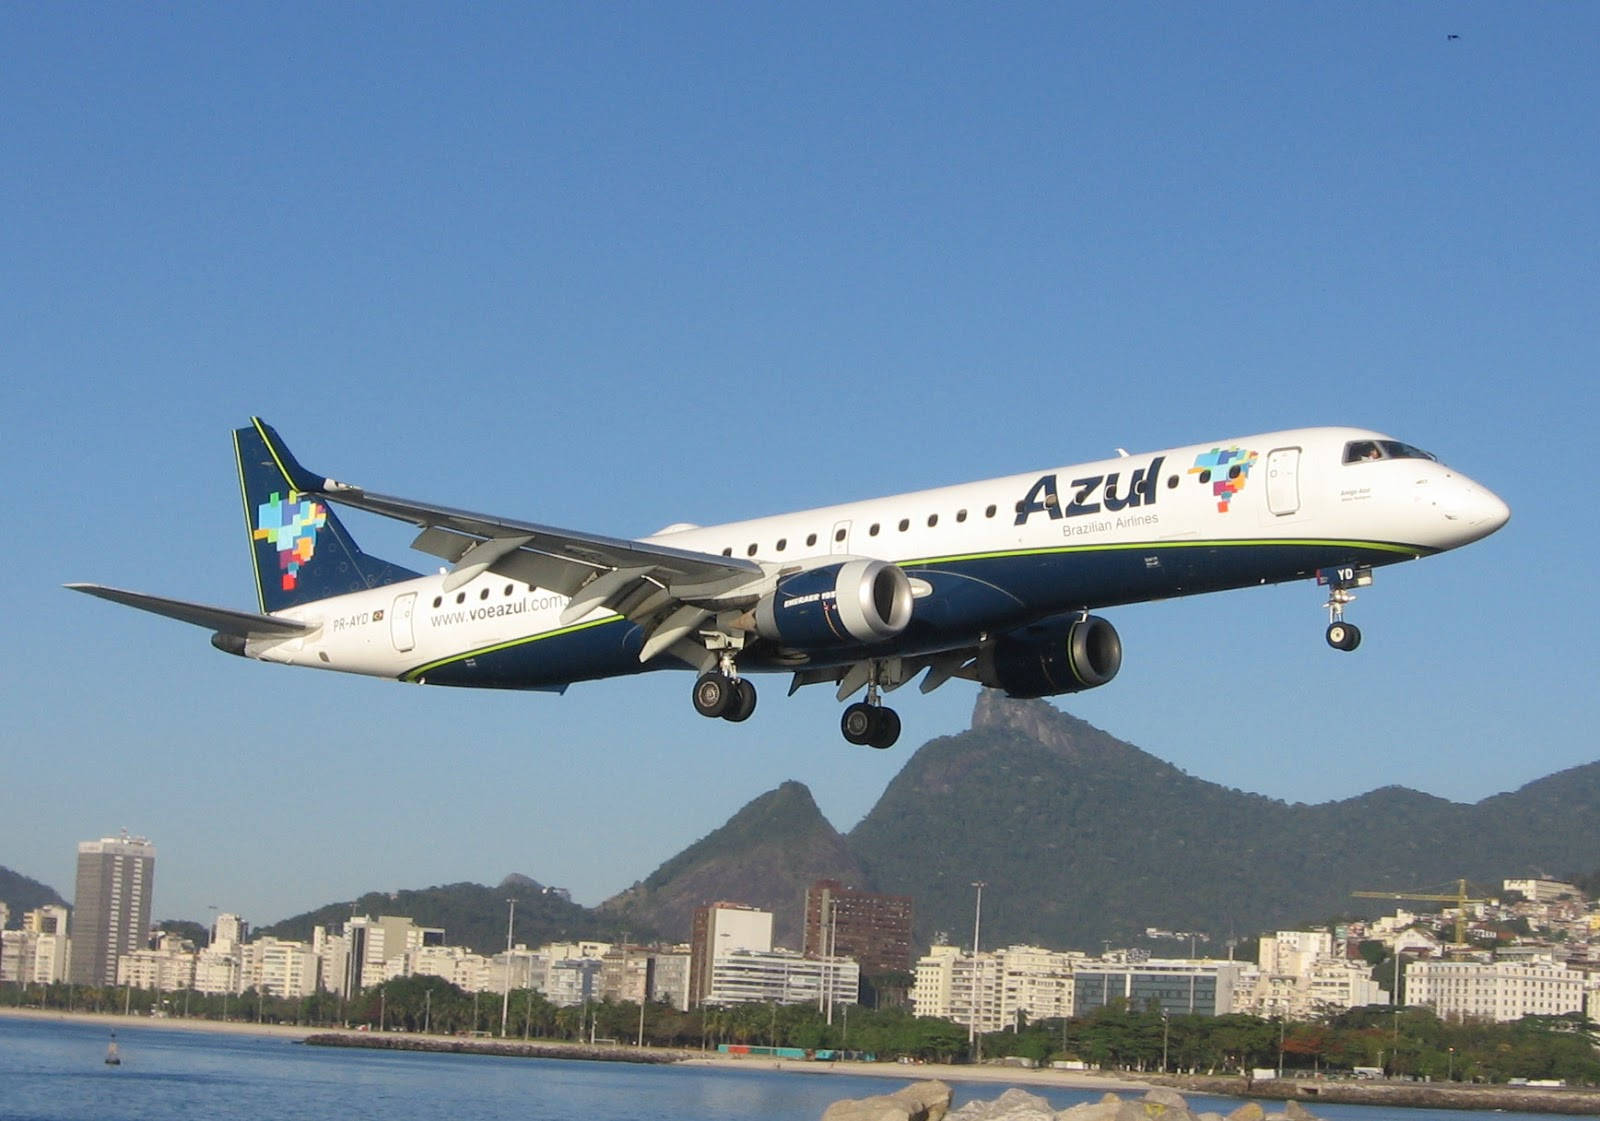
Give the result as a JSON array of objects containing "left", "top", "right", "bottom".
[
  {"left": 978, "top": 615, "right": 1122, "bottom": 699},
  {"left": 750, "top": 559, "right": 914, "bottom": 649}
]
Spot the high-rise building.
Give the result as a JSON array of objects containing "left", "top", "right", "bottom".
[
  {"left": 689, "top": 902, "right": 772, "bottom": 1007},
  {"left": 69, "top": 833, "right": 156, "bottom": 986},
  {"left": 802, "top": 880, "right": 914, "bottom": 976}
]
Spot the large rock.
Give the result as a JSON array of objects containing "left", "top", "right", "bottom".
[
  {"left": 822, "top": 1081, "right": 953, "bottom": 1121},
  {"left": 1056, "top": 1097, "right": 1126, "bottom": 1121},
  {"left": 1224, "top": 1105, "right": 1264, "bottom": 1121},
  {"left": 948, "top": 1087, "right": 1057, "bottom": 1121},
  {"left": 1143, "top": 1089, "right": 1188, "bottom": 1109}
]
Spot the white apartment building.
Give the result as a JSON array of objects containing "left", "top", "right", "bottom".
[
  {"left": 1247, "top": 931, "right": 1387, "bottom": 1018},
  {"left": 239, "top": 937, "right": 318, "bottom": 999},
  {"left": 193, "top": 945, "right": 240, "bottom": 995},
  {"left": 913, "top": 944, "right": 1077, "bottom": 1033},
  {"left": 704, "top": 948, "right": 859, "bottom": 1008},
  {"left": 1504, "top": 879, "right": 1580, "bottom": 904},
  {"left": 651, "top": 951, "right": 692, "bottom": 1011},
  {"left": 117, "top": 933, "right": 195, "bottom": 991},
  {"left": 0, "top": 905, "right": 71, "bottom": 986},
  {"left": 410, "top": 945, "right": 493, "bottom": 992},
  {"left": 1407, "top": 958, "right": 1588, "bottom": 1022}
]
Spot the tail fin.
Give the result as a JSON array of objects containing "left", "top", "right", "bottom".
[{"left": 234, "top": 419, "right": 421, "bottom": 612}]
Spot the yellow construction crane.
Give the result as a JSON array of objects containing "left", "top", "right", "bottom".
[{"left": 1352, "top": 879, "right": 1489, "bottom": 945}]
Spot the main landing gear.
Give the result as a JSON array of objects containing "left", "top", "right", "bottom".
[
  {"left": 841, "top": 701, "right": 901, "bottom": 750},
  {"left": 840, "top": 670, "right": 901, "bottom": 750},
  {"left": 692, "top": 669, "right": 757, "bottom": 723},
  {"left": 690, "top": 665, "right": 902, "bottom": 748},
  {"left": 1318, "top": 565, "right": 1373, "bottom": 652}
]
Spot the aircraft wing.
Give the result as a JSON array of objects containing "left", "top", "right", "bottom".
[
  {"left": 250, "top": 416, "right": 765, "bottom": 665},
  {"left": 64, "top": 584, "right": 317, "bottom": 639}
]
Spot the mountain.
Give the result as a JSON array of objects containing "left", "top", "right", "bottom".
[
  {"left": 845, "top": 691, "right": 1600, "bottom": 949},
  {"left": 0, "top": 867, "right": 67, "bottom": 925},
  {"left": 600, "top": 780, "right": 869, "bottom": 948},
  {"left": 255, "top": 874, "right": 629, "bottom": 954}
]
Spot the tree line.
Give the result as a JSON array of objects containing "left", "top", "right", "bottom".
[{"left": 5, "top": 980, "right": 1596, "bottom": 1084}]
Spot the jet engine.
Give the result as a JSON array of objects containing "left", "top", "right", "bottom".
[
  {"left": 749, "top": 559, "right": 914, "bottom": 649},
  {"left": 978, "top": 614, "right": 1122, "bottom": 699}
]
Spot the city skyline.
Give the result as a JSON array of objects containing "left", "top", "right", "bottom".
[{"left": 7, "top": 7, "right": 1596, "bottom": 925}]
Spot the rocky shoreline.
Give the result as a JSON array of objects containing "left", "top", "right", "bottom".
[{"left": 1159, "top": 1074, "right": 1600, "bottom": 1116}]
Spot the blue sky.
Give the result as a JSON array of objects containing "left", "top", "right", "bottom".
[{"left": 5, "top": 5, "right": 1596, "bottom": 930}]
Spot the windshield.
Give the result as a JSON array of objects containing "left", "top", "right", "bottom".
[{"left": 1342, "top": 439, "right": 1439, "bottom": 465}]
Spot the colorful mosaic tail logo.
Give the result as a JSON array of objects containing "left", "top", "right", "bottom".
[
  {"left": 1188, "top": 447, "right": 1260, "bottom": 513},
  {"left": 253, "top": 492, "right": 328, "bottom": 590}
]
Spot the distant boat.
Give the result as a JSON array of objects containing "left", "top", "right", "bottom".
[{"left": 105, "top": 1032, "right": 121, "bottom": 1066}]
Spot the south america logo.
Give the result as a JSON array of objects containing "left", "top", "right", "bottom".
[
  {"left": 1188, "top": 447, "right": 1259, "bottom": 513},
  {"left": 253, "top": 491, "right": 328, "bottom": 590}
]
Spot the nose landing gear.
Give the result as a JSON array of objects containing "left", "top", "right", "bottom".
[{"left": 1318, "top": 565, "right": 1373, "bottom": 652}]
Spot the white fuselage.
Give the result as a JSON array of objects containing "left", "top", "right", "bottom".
[{"left": 252, "top": 427, "right": 1508, "bottom": 687}]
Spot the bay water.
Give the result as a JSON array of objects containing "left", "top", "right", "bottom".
[{"left": 0, "top": 1017, "right": 1558, "bottom": 1121}]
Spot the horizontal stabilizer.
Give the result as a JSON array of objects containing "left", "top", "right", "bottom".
[{"left": 65, "top": 584, "right": 317, "bottom": 639}]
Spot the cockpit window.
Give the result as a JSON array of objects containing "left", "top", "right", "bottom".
[{"left": 1343, "top": 440, "right": 1438, "bottom": 465}]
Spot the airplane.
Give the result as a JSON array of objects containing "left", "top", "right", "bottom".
[{"left": 69, "top": 420, "right": 1509, "bottom": 749}]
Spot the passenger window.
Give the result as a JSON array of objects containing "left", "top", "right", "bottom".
[
  {"left": 776, "top": 538, "right": 787, "bottom": 552},
  {"left": 956, "top": 509, "right": 967, "bottom": 523},
  {"left": 985, "top": 504, "right": 997, "bottom": 518},
  {"left": 869, "top": 524, "right": 880, "bottom": 536},
  {"left": 480, "top": 588, "right": 490, "bottom": 600},
  {"left": 927, "top": 514, "right": 938, "bottom": 527},
  {"left": 807, "top": 533, "right": 818, "bottom": 547},
  {"left": 432, "top": 597, "right": 442, "bottom": 608},
  {"left": 746, "top": 544, "right": 758, "bottom": 557},
  {"left": 504, "top": 585, "right": 513, "bottom": 596},
  {"left": 834, "top": 528, "right": 846, "bottom": 543},
  {"left": 898, "top": 518, "right": 910, "bottom": 532},
  {"left": 722, "top": 548, "right": 732, "bottom": 557}
]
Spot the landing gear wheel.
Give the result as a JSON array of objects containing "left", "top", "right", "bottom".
[
  {"left": 1325, "top": 622, "right": 1362, "bottom": 652},
  {"left": 867, "top": 707, "right": 901, "bottom": 750},
  {"left": 722, "top": 678, "right": 758, "bottom": 723},
  {"left": 841, "top": 702, "right": 877, "bottom": 746},
  {"left": 692, "top": 672, "right": 736, "bottom": 718},
  {"left": 841, "top": 703, "right": 901, "bottom": 748}
]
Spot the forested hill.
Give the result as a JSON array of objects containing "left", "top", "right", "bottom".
[
  {"left": 845, "top": 691, "right": 1600, "bottom": 949},
  {"left": 600, "top": 780, "right": 868, "bottom": 947},
  {"left": 255, "top": 875, "right": 632, "bottom": 954},
  {"left": 0, "top": 866, "right": 67, "bottom": 925}
]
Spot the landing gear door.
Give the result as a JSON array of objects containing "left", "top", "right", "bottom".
[
  {"left": 1266, "top": 447, "right": 1301, "bottom": 516},
  {"left": 390, "top": 592, "right": 417, "bottom": 653}
]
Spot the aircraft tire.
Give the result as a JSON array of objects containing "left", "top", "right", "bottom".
[
  {"left": 867, "top": 707, "right": 901, "bottom": 749},
  {"left": 722, "top": 679, "right": 758, "bottom": 723},
  {"left": 1326, "top": 623, "right": 1361, "bottom": 652},
  {"left": 692, "top": 672, "right": 735, "bottom": 718},
  {"left": 841, "top": 702, "right": 877, "bottom": 745}
]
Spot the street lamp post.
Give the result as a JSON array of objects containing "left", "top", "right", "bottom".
[
  {"left": 501, "top": 898, "right": 516, "bottom": 1037},
  {"left": 969, "top": 881, "right": 986, "bottom": 1050}
]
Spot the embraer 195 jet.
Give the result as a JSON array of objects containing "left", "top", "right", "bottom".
[{"left": 70, "top": 420, "right": 1508, "bottom": 748}]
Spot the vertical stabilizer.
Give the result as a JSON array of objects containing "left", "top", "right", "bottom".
[{"left": 234, "top": 420, "right": 421, "bottom": 612}]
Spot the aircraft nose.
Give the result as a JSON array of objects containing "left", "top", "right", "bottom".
[
  {"left": 1466, "top": 485, "right": 1511, "bottom": 532},
  {"left": 1444, "top": 480, "right": 1510, "bottom": 541}
]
